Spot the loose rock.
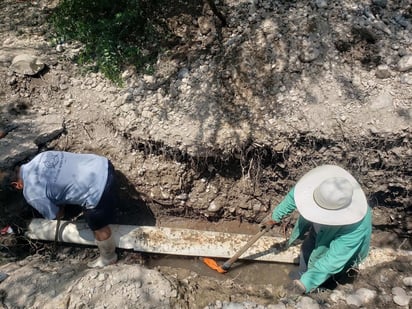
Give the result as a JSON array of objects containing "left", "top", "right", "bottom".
[
  {"left": 296, "top": 296, "right": 319, "bottom": 309},
  {"left": 392, "top": 287, "right": 411, "bottom": 307},
  {"left": 403, "top": 277, "right": 412, "bottom": 287},
  {"left": 10, "top": 54, "right": 45, "bottom": 75},
  {"left": 397, "top": 55, "right": 412, "bottom": 72},
  {"left": 375, "top": 64, "right": 391, "bottom": 79},
  {"left": 345, "top": 294, "right": 363, "bottom": 307}
]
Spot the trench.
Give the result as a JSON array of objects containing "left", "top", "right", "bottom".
[
  {"left": 0, "top": 129, "right": 410, "bottom": 303},
  {"left": 145, "top": 217, "right": 297, "bottom": 287},
  {"left": 111, "top": 130, "right": 411, "bottom": 291}
]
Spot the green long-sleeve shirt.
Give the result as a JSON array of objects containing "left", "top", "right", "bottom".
[{"left": 272, "top": 187, "right": 372, "bottom": 293}]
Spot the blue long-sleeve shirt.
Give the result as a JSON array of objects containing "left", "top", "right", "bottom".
[
  {"left": 21, "top": 151, "right": 108, "bottom": 219},
  {"left": 272, "top": 187, "right": 372, "bottom": 293}
]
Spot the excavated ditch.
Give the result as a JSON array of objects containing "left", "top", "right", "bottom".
[
  {"left": 77, "top": 130, "right": 412, "bottom": 308},
  {"left": 0, "top": 103, "right": 411, "bottom": 309},
  {"left": 1, "top": 127, "right": 411, "bottom": 265}
]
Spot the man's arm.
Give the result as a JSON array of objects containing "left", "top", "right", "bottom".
[
  {"left": 271, "top": 187, "right": 297, "bottom": 222},
  {"left": 260, "top": 188, "right": 297, "bottom": 230},
  {"left": 26, "top": 198, "right": 60, "bottom": 220}
]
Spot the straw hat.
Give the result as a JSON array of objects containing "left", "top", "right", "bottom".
[{"left": 294, "top": 165, "right": 368, "bottom": 225}]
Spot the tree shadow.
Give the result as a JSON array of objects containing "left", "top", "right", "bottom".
[{"left": 148, "top": 0, "right": 411, "bottom": 154}]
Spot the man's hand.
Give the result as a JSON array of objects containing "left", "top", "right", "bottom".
[
  {"left": 292, "top": 279, "right": 306, "bottom": 294},
  {"left": 280, "top": 279, "right": 306, "bottom": 298},
  {"left": 56, "top": 205, "right": 65, "bottom": 220},
  {"left": 259, "top": 219, "right": 277, "bottom": 231}
]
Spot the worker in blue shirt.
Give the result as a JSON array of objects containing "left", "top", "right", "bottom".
[
  {"left": 11, "top": 151, "right": 118, "bottom": 268},
  {"left": 261, "top": 165, "right": 372, "bottom": 293}
]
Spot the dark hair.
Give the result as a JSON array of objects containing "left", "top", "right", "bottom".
[{"left": 0, "top": 167, "right": 20, "bottom": 192}]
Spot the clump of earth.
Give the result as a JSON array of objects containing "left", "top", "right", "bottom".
[{"left": 0, "top": 0, "right": 411, "bottom": 308}]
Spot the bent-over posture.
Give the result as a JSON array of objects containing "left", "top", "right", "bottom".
[{"left": 12, "top": 151, "right": 118, "bottom": 268}]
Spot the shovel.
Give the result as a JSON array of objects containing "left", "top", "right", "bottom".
[{"left": 203, "top": 228, "right": 269, "bottom": 273}]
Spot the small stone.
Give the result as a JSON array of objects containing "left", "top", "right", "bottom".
[
  {"left": 207, "top": 201, "right": 222, "bottom": 212},
  {"left": 403, "top": 277, "right": 412, "bottom": 287},
  {"left": 392, "top": 287, "right": 411, "bottom": 307},
  {"left": 175, "top": 193, "right": 188, "bottom": 201},
  {"left": 375, "top": 64, "right": 391, "bottom": 79},
  {"left": 400, "top": 74, "right": 412, "bottom": 85},
  {"left": 0, "top": 272, "right": 8, "bottom": 283},
  {"left": 355, "top": 288, "right": 377, "bottom": 304},
  {"left": 221, "top": 302, "right": 243, "bottom": 309},
  {"left": 330, "top": 290, "right": 345, "bottom": 303},
  {"left": 267, "top": 303, "right": 286, "bottom": 309},
  {"left": 59, "top": 83, "right": 69, "bottom": 90},
  {"left": 177, "top": 68, "right": 189, "bottom": 79},
  {"left": 315, "top": 0, "right": 328, "bottom": 8},
  {"left": 143, "top": 75, "right": 155, "bottom": 83},
  {"left": 397, "top": 55, "right": 412, "bottom": 72},
  {"left": 392, "top": 286, "right": 406, "bottom": 296},
  {"left": 393, "top": 295, "right": 411, "bottom": 307},
  {"left": 297, "top": 296, "right": 320, "bottom": 309},
  {"left": 346, "top": 294, "right": 362, "bottom": 307},
  {"left": 239, "top": 203, "right": 249, "bottom": 209},
  {"left": 121, "top": 69, "right": 134, "bottom": 80}
]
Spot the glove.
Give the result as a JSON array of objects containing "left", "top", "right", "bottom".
[{"left": 259, "top": 219, "right": 277, "bottom": 231}]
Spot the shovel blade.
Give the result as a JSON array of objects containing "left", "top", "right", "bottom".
[{"left": 203, "top": 257, "right": 227, "bottom": 273}]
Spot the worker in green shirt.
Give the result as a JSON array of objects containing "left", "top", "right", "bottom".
[{"left": 261, "top": 165, "right": 372, "bottom": 293}]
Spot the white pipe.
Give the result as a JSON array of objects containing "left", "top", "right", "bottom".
[
  {"left": 26, "top": 219, "right": 300, "bottom": 263},
  {"left": 26, "top": 219, "right": 412, "bottom": 267}
]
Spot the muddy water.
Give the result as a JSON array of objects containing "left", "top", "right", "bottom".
[
  {"left": 147, "top": 255, "right": 296, "bottom": 286},
  {"left": 147, "top": 217, "right": 298, "bottom": 286}
]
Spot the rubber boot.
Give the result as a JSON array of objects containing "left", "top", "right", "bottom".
[{"left": 87, "top": 234, "right": 118, "bottom": 268}]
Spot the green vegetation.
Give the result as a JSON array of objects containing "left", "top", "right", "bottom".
[{"left": 50, "top": 0, "right": 169, "bottom": 85}]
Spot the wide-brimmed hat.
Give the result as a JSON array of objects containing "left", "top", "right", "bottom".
[{"left": 294, "top": 165, "right": 368, "bottom": 225}]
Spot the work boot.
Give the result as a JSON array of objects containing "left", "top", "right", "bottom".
[{"left": 87, "top": 234, "right": 118, "bottom": 268}]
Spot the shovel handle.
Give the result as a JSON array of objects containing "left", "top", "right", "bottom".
[{"left": 221, "top": 228, "right": 268, "bottom": 270}]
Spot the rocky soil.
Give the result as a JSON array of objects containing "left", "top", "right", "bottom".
[{"left": 0, "top": 0, "right": 411, "bottom": 308}]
